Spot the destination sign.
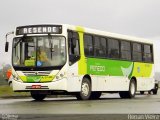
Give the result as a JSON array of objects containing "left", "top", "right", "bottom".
[{"left": 16, "top": 25, "right": 62, "bottom": 35}]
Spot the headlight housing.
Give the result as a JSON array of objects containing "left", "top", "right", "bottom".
[
  {"left": 55, "top": 71, "right": 66, "bottom": 80},
  {"left": 12, "top": 69, "right": 23, "bottom": 83}
]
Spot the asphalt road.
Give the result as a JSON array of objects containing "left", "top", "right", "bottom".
[{"left": 0, "top": 92, "right": 160, "bottom": 120}]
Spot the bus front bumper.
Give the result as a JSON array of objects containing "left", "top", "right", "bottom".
[{"left": 12, "top": 78, "right": 67, "bottom": 92}]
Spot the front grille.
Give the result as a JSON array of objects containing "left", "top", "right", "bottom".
[{"left": 23, "top": 71, "right": 51, "bottom": 76}]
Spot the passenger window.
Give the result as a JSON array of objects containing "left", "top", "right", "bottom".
[
  {"left": 94, "top": 36, "right": 107, "bottom": 57},
  {"left": 68, "top": 31, "right": 80, "bottom": 55},
  {"left": 121, "top": 41, "right": 131, "bottom": 60},
  {"left": 108, "top": 39, "right": 119, "bottom": 59},
  {"left": 143, "top": 44, "right": 153, "bottom": 62},
  {"left": 132, "top": 43, "right": 142, "bottom": 61},
  {"left": 84, "top": 34, "right": 94, "bottom": 56},
  {"left": 68, "top": 30, "right": 80, "bottom": 65}
]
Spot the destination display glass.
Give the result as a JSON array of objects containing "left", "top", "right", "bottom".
[{"left": 16, "top": 25, "right": 62, "bottom": 35}]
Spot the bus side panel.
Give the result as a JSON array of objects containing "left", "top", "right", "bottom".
[
  {"left": 90, "top": 75, "right": 130, "bottom": 91},
  {"left": 76, "top": 27, "right": 87, "bottom": 75},
  {"left": 131, "top": 62, "right": 154, "bottom": 91},
  {"left": 67, "top": 62, "right": 82, "bottom": 92},
  {"left": 86, "top": 58, "right": 133, "bottom": 91}
]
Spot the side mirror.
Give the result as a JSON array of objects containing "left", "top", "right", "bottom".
[{"left": 5, "top": 42, "right": 9, "bottom": 52}]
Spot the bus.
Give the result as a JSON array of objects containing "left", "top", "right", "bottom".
[{"left": 5, "top": 24, "right": 157, "bottom": 101}]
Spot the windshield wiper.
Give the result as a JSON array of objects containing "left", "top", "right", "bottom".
[
  {"left": 14, "top": 38, "right": 22, "bottom": 48},
  {"left": 14, "top": 36, "right": 26, "bottom": 48}
]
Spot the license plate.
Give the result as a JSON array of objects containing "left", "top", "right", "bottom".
[{"left": 32, "top": 85, "right": 41, "bottom": 89}]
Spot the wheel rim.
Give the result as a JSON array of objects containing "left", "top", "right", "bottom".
[
  {"left": 130, "top": 82, "right": 135, "bottom": 95},
  {"left": 81, "top": 82, "right": 89, "bottom": 96}
]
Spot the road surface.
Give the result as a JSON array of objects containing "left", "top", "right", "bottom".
[{"left": 0, "top": 92, "right": 160, "bottom": 120}]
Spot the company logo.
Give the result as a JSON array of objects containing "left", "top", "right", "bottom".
[
  {"left": 137, "top": 67, "right": 141, "bottom": 73},
  {"left": 90, "top": 65, "right": 105, "bottom": 72}
]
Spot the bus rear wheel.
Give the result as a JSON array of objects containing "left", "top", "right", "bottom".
[
  {"left": 76, "top": 77, "right": 91, "bottom": 100},
  {"left": 119, "top": 80, "right": 136, "bottom": 99},
  {"left": 31, "top": 91, "right": 47, "bottom": 101},
  {"left": 152, "top": 84, "right": 158, "bottom": 95}
]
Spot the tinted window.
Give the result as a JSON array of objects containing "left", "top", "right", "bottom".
[
  {"left": 143, "top": 44, "right": 153, "bottom": 62},
  {"left": 132, "top": 43, "right": 142, "bottom": 61},
  {"left": 133, "top": 43, "right": 141, "bottom": 52},
  {"left": 84, "top": 34, "right": 94, "bottom": 56},
  {"left": 108, "top": 39, "right": 119, "bottom": 58},
  {"left": 144, "top": 45, "right": 151, "bottom": 53},
  {"left": 94, "top": 36, "right": 107, "bottom": 57},
  {"left": 121, "top": 41, "right": 131, "bottom": 60},
  {"left": 72, "top": 32, "right": 80, "bottom": 55},
  {"left": 68, "top": 31, "right": 80, "bottom": 56}
]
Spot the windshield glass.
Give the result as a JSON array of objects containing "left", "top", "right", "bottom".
[{"left": 13, "top": 36, "right": 66, "bottom": 68}]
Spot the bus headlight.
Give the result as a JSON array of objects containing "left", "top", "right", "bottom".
[
  {"left": 12, "top": 74, "right": 23, "bottom": 83},
  {"left": 12, "top": 70, "right": 23, "bottom": 83},
  {"left": 55, "top": 71, "right": 66, "bottom": 80}
]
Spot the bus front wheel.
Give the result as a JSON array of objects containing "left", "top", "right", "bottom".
[
  {"left": 31, "top": 91, "right": 47, "bottom": 101},
  {"left": 76, "top": 77, "right": 91, "bottom": 100}
]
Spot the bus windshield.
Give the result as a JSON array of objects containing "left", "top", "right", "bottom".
[{"left": 13, "top": 36, "right": 66, "bottom": 68}]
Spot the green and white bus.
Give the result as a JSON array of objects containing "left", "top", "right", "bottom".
[{"left": 5, "top": 24, "right": 156, "bottom": 100}]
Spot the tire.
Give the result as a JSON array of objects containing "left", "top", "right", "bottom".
[
  {"left": 119, "top": 91, "right": 128, "bottom": 98},
  {"left": 119, "top": 80, "right": 136, "bottom": 99},
  {"left": 76, "top": 77, "right": 91, "bottom": 100},
  {"left": 152, "top": 89, "right": 158, "bottom": 95},
  {"left": 152, "top": 84, "right": 158, "bottom": 95},
  {"left": 31, "top": 91, "right": 47, "bottom": 101},
  {"left": 90, "top": 92, "right": 102, "bottom": 100},
  {"left": 140, "top": 91, "right": 144, "bottom": 95}
]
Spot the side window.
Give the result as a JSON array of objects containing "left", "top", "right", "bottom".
[
  {"left": 143, "top": 44, "right": 153, "bottom": 62},
  {"left": 84, "top": 34, "right": 93, "bottom": 56},
  {"left": 132, "top": 43, "right": 142, "bottom": 61},
  {"left": 68, "top": 31, "right": 80, "bottom": 56},
  {"left": 68, "top": 30, "right": 80, "bottom": 65},
  {"left": 94, "top": 36, "right": 107, "bottom": 57},
  {"left": 121, "top": 41, "right": 131, "bottom": 60},
  {"left": 72, "top": 32, "right": 80, "bottom": 55},
  {"left": 108, "top": 39, "right": 119, "bottom": 58}
]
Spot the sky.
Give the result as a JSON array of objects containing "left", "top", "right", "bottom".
[{"left": 0, "top": 0, "right": 160, "bottom": 73}]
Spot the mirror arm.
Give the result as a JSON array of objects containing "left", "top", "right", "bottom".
[
  {"left": 5, "top": 31, "right": 14, "bottom": 42},
  {"left": 5, "top": 31, "right": 14, "bottom": 52}
]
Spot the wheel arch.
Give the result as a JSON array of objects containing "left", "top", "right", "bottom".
[
  {"left": 83, "top": 74, "right": 92, "bottom": 90},
  {"left": 83, "top": 74, "right": 92, "bottom": 84}
]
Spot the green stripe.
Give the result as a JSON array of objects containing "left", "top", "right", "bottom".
[
  {"left": 87, "top": 58, "right": 133, "bottom": 76},
  {"left": 20, "top": 75, "right": 55, "bottom": 83}
]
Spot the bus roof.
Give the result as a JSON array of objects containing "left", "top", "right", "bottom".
[
  {"left": 64, "top": 24, "right": 153, "bottom": 44},
  {"left": 15, "top": 24, "right": 153, "bottom": 44}
]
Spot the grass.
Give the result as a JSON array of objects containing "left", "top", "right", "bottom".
[
  {"left": 0, "top": 85, "right": 30, "bottom": 98},
  {"left": 0, "top": 85, "right": 67, "bottom": 99}
]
